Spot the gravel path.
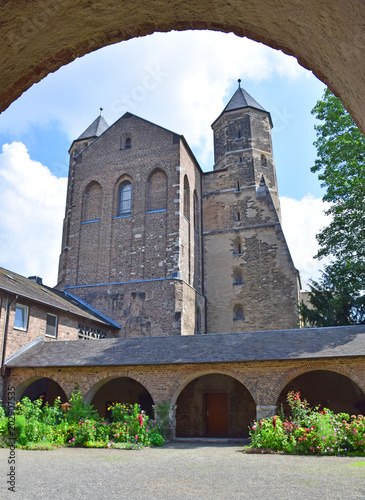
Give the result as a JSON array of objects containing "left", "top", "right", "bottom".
[{"left": 0, "top": 442, "right": 364, "bottom": 499}]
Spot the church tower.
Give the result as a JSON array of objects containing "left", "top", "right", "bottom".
[
  {"left": 57, "top": 111, "right": 205, "bottom": 337},
  {"left": 203, "top": 82, "right": 300, "bottom": 333}
]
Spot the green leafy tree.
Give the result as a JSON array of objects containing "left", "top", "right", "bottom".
[{"left": 301, "top": 89, "right": 365, "bottom": 326}]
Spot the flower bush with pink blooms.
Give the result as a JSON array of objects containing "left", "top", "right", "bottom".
[
  {"left": 107, "top": 402, "right": 150, "bottom": 446},
  {"left": 0, "top": 393, "right": 166, "bottom": 449},
  {"left": 249, "top": 391, "right": 365, "bottom": 456}
]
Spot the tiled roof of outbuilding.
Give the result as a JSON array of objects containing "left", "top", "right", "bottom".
[
  {"left": 6, "top": 325, "right": 365, "bottom": 368},
  {"left": 0, "top": 267, "right": 119, "bottom": 328}
]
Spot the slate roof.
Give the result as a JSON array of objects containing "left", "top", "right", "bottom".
[
  {"left": 6, "top": 325, "right": 365, "bottom": 368},
  {"left": 77, "top": 114, "right": 109, "bottom": 141},
  {"left": 212, "top": 83, "right": 273, "bottom": 128},
  {"left": 0, "top": 267, "right": 119, "bottom": 328},
  {"left": 223, "top": 86, "right": 266, "bottom": 113}
]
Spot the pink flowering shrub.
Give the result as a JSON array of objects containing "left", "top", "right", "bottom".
[
  {"left": 249, "top": 392, "right": 365, "bottom": 456},
  {"left": 108, "top": 403, "right": 150, "bottom": 445}
]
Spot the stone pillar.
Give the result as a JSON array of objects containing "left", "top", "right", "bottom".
[
  {"left": 152, "top": 404, "right": 177, "bottom": 439},
  {"left": 256, "top": 404, "right": 277, "bottom": 420}
]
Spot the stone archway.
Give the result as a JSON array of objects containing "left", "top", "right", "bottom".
[
  {"left": 0, "top": 1, "right": 364, "bottom": 134},
  {"left": 175, "top": 373, "right": 255, "bottom": 438},
  {"left": 277, "top": 370, "right": 365, "bottom": 416},
  {"left": 87, "top": 376, "right": 154, "bottom": 419},
  {"left": 16, "top": 377, "right": 68, "bottom": 405}
]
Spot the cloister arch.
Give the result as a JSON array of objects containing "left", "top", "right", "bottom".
[
  {"left": 1, "top": 1, "right": 364, "bottom": 134},
  {"left": 174, "top": 372, "right": 256, "bottom": 438},
  {"left": 16, "top": 376, "right": 68, "bottom": 404},
  {"left": 85, "top": 376, "right": 155, "bottom": 419},
  {"left": 277, "top": 369, "right": 365, "bottom": 416}
]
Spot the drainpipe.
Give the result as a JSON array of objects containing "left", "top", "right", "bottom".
[{"left": 1, "top": 295, "right": 16, "bottom": 403}]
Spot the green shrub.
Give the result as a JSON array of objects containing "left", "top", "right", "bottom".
[
  {"left": 149, "top": 433, "right": 165, "bottom": 446},
  {"left": 66, "top": 392, "right": 98, "bottom": 423}
]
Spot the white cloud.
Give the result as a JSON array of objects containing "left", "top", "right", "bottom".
[
  {"left": 280, "top": 194, "right": 331, "bottom": 290},
  {"left": 0, "top": 142, "right": 67, "bottom": 286},
  {"left": 0, "top": 31, "right": 309, "bottom": 169}
]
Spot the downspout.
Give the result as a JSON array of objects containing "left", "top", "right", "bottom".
[{"left": 1, "top": 295, "right": 16, "bottom": 403}]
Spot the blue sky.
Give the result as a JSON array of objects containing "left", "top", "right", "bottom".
[{"left": 0, "top": 30, "right": 330, "bottom": 287}]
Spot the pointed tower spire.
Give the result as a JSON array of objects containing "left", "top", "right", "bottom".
[{"left": 77, "top": 113, "right": 109, "bottom": 141}]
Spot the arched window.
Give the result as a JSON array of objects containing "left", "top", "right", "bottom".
[
  {"left": 236, "top": 125, "right": 242, "bottom": 139},
  {"left": 147, "top": 169, "right": 167, "bottom": 211},
  {"left": 119, "top": 182, "right": 132, "bottom": 214},
  {"left": 233, "top": 268, "right": 244, "bottom": 285},
  {"left": 261, "top": 154, "right": 267, "bottom": 167},
  {"left": 183, "top": 176, "right": 190, "bottom": 220},
  {"left": 121, "top": 134, "right": 132, "bottom": 149},
  {"left": 234, "top": 209, "right": 242, "bottom": 222},
  {"left": 233, "top": 237, "right": 243, "bottom": 255},
  {"left": 82, "top": 181, "right": 102, "bottom": 222},
  {"left": 193, "top": 190, "right": 199, "bottom": 230},
  {"left": 233, "top": 305, "right": 244, "bottom": 321}
]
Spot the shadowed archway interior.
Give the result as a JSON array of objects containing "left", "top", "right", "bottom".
[
  {"left": 176, "top": 373, "right": 256, "bottom": 438},
  {"left": 90, "top": 377, "right": 154, "bottom": 419},
  {"left": 20, "top": 377, "right": 67, "bottom": 405},
  {"left": 277, "top": 370, "right": 365, "bottom": 416}
]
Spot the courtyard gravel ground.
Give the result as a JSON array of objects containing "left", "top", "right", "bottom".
[{"left": 0, "top": 442, "right": 364, "bottom": 499}]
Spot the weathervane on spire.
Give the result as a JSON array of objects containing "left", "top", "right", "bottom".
[{"left": 238, "top": 79, "right": 241, "bottom": 88}]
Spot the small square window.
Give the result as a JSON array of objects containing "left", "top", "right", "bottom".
[
  {"left": 46, "top": 313, "right": 58, "bottom": 338},
  {"left": 14, "top": 304, "right": 29, "bottom": 331}
]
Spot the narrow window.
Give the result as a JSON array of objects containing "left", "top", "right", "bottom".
[
  {"left": 14, "top": 304, "right": 29, "bottom": 331},
  {"left": 46, "top": 313, "right": 58, "bottom": 338},
  {"left": 235, "top": 209, "right": 242, "bottom": 222},
  {"left": 233, "top": 305, "right": 244, "bottom": 321},
  {"left": 233, "top": 268, "right": 244, "bottom": 285},
  {"left": 119, "top": 182, "right": 132, "bottom": 215},
  {"left": 236, "top": 125, "right": 242, "bottom": 139},
  {"left": 193, "top": 191, "right": 199, "bottom": 230},
  {"left": 261, "top": 154, "right": 267, "bottom": 167},
  {"left": 125, "top": 137, "right": 131, "bottom": 149},
  {"left": 233, "top": 238, "right": 243, "bottom": 255},
  {"left": 195, "top": 307, "right": 202, "bottom": 334},
  {"left": 235, "top": 180, "right": 241, "bottom": 192},
  {"left": 183, "top": 176, "right": 190, "bottom": 220}
]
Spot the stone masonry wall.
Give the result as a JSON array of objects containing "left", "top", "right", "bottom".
[{"left": 8, "top": 356, "right": 365, "bottom": 412}]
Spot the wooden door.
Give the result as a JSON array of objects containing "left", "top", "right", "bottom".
[{"left": 205, "top": 393, "right": 228, "bottom": 435}]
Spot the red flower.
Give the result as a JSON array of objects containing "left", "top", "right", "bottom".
[
  {"left": 138, "top": 414, "right": 143, "bottom": 426},
  {"left": 272, "top": 416, "right": 277, "bottom": 431}
]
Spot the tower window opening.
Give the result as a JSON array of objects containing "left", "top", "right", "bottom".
[
  {"left": 235, "top": 209, "right": 242, "bottom": 222},
  {"left": 233, "top": 238, "right": 243, "bottom": 255},
  {"left": 235, "top": 180, "right": 241, "bottom": 192},
  {"left": 125, "top": 137, "right": 131, "bottom": 149},
  {"left": 261, "top": 154, "right": 267, "bottom": 167},
  {"left": 236, "top": 125, "right": 242, "bottom": 139},
  {"left": 233, "top": 305, "right": 244, "bottom": 321},
  {"left": 233, "top": 268, "right": 244, "bottom": 285}
]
